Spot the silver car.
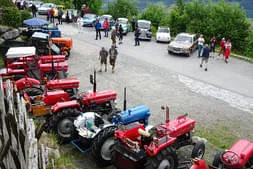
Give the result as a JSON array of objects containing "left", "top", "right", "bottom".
[
  {"left": 168, "top": 33, "right": 198, "bottom": 57},
  {"left": 137, "top": 20, "right": 152, "bottom": 40}
]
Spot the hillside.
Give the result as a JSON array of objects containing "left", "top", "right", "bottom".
[{"left": 103, "top": 0, "right": 253, "bottom": 18}]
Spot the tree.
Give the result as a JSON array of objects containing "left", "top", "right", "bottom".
[
  {"left": 139, "top": 3, "right": 168, "bottom": 29},
  {"left": 108, "top": 0, "right": 138, "bottom": 19},
  {"left": 0, "top": 0, "right": 14, "bottom": 8},
  {"left": 85, "top": 0, "right": 102, "bottom": 14}
]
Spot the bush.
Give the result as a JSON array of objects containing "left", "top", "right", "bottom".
[
  {"left": 21, "top": 10, "right": 32, "bottom": 22},
  {"left": 243, "top": 30, "right": 253, "bottom": 59},
  {"left": 108, "top": 0, "right": 138, "bottom": 19},
  {"left": 0, "top": 56, "right": 4, "bottom": 68},
  {"left": 0, "top": 0, "right": 14, "bottom": 8},
  {"left": 1, "top": 7, "right": 22, "bottom": 28}
]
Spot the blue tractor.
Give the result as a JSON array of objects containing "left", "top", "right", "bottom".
[{"left": 71, "top": 88, "right": 151, "bottom": 167}]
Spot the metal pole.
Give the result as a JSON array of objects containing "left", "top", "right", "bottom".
[
  {"left": 93, "top": 69, "right": 96, "bottom": 92},
  {"left": 123, "top": 87, "right": 126, "bottom": 111}
]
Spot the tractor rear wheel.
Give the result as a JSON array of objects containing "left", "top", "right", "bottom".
[
  {"left": 212, "top": 151, "right": 224, "bottom": 168},
  {"left": 91, "top": 126, "right": 117, "bottom": 167},
  {"left": 45, "top": 107, "right": 80, "bottom": 143},
  {"left": 191, "top": 142, "right": 205, "bottom": 159},
  {"left": 24, "top": 88, "right": 43, "bottom": 96},
  {"left": 145, "top": 147, "right": 178, "bottom": 169}
]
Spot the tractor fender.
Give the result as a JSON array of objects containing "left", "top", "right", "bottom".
[
  {"left": 146, "top": 137, "right": 177, "bottom": 156},
  {"left": 52, "top": 100, "right": 81, "bottom": 113},
  {"left": 15, "top": 77, "right": 41, "bottom": 91},
  {"left": 91, "top": 124, "right": 116, "bottom": 139}
]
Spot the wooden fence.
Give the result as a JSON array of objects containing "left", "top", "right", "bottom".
[{"left": 0, "top": 77, "right": 48, "bottom": 169}]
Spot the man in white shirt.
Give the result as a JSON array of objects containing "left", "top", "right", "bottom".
[{"left": 198, "top": 34, "right": 205, "bottom": 58}]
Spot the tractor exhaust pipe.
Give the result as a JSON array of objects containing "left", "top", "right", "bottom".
[
  {"left": 93, "top": 70, "right": 96, "bottom": 93},
  {"left": 166, "top": 106, "right": 170, "bottom": 123},
  {"left": 123, "top": 87, "right": 126, "bottom": 111}
]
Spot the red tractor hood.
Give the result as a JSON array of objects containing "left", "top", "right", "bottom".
[
  {"left": 15, "top": 77, "right": 41, "bottom": 90},
  {"left": 46, "top": 78, "right": 79, "bottom": 90},
  {"left": 40, "top": 55, "right": 66, "bottom": 64},
  {"left": 38, "top": 61, "right": 68, "bottom": 72},
  {"left": 80, "top": 90, "right": 117, "bottom": 105},
  {"left": 42, "top": 90, "right": 71, "bottom": 106}
]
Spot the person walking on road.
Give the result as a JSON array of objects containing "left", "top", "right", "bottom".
[
  {"left": 58, "top": 8, "right": 63, "bottom": 25},
  {"left": 131, "top": 16, "right": 136, "bottom": 32},
  {"left": 103, "top": 18, "right": 109, "bottom": 37},
  {"left": 77, "top": 16, "right": 83, "bottom": 33},
  {"left": 200, "top": 44, "right": 210, "bottom": 71},
  {"left": 224, "top": 39, "right": 232, "bottom": 63},
  {"left": 118, "top": 24, "right": 123, "bottom": 44},
  {"left": 210, "top": 36, "right": 216, "bottom": 58},
  {"left": 218, "top": 38, "right": 226, "bottom": 57},
  {"left": 98, "top": 47, "right": 108, "bottom": 72},
  {"left": 95, "top": 19, "right": 101, "bottom": 40},
  {"left": 134, "top": 26, "right": 140, "bottom": 46},
  {"left": 111, "top": 29, "right": 117, "bottom": 46},
  {"left": 49, "top": 8, "right": 55, "bottom": 23},
  {"left": 31, "top": 3, "right": 37, "bottom": 17},
  {"left": 197, "top": 34, "right": 205, "bottom": 58},
  {"left": 109, "top": 44, "right": 118, "bottom": 73}
]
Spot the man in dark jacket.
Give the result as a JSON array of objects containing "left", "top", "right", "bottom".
[
  {"left": 95, "top": 19, "right": 101, "bottom": 40},
  {"left": 109, "top": 44, "right": 118, "bottom": 73},
  {"left": 200, "top": 44, "right": 210, "bottom": 71},
  {"left": 58, "top": 8, "right": 63, "bottom": 24},
  {"left": 31, "top": 4, "right": 37, "bottom": 17},
  {"left": 134, "top": 26, "right": 140, "bottom": 46},
  {"left": 118, "top": 24, "right": 123, "bottom": 44},
  {"left": 98, "top": 47, "right": 108, "bottom": 72}
]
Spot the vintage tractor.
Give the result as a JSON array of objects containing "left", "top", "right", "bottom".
[
  {"left": 23, "top": 71, "right": 119, "bottom": 142},
  {"left": 71, "top": 102, "right": 151, "bottom": 167},
  {"left": 31, "top": 32, "right": 72, "bottom": 58},
  {"left": 111, "top": 106, "right": 205, "bottom": 169},
  {"left": 179, "top": 139, "right": 253, "bottom": 169},
  {"left": 0, "top": 47, "right": 68, "bottom": 83},
  {"left": 15, "top": 77, "right": 79, "bottom": 96}
]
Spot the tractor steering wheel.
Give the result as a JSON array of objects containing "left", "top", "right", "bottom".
[{"left": 220, "top": 151, "right": 240, "bottom": 166}]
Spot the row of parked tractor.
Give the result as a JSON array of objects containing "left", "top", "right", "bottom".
[{"left": 1, "top": 31, "right": 253, "bottom": 169}]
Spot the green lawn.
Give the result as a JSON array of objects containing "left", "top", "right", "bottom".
[{"left": 0, "top": 56, "right": 4, "bottom": 68}]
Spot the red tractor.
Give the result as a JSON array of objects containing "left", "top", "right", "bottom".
[
  {"left": 181, "top": 139, "right": 253, "bottom": 169},
  {"left": 0, "top": 47, "right": 68, "bottom": 83},
  {"left": 111, "top": 106, "right": 205, "bottom": 169},
  {"left": 23, "top": 71, "right": 118, "bottom": 142}
]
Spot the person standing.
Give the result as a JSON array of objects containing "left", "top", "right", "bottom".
[
  {"left": 200, "top": 44, "right": 210, "bottom": 71},
  {"left": 111, "top": 29, "right": 117, "bottom": 46},
  {"left": 58, "top": 8, "right": 63, "bottom": 25},
  {"left": 66, "top": 10, "right": 70, "bottom": 23},
  {"left": 224, "top": 39, "right": 232, "bottom": 63},
  {"left": 49, "top": 8, "right": 54, "bottom": 23},
  {"left": 109, "top": 44, "right": 118, "bottom": 73},
  {"left": 118, "top": 24, "right": 123, "bottom": 44},
  {"left": 134, "top": 26, "right": 140, "bottom": 46},
  {"left": 197, "top": 34, "right": 205, "bottom": 58},
  {"left": 210, "top": 36, "right": 216, "bottom": 58},
  {"left": 31, "top": 3, "right": 37, "bottom": 17},
  {"left": 95, "top": 19, "right": 101, "bottom": 40},
  {"left": 77, "top": 16, "right": 83, "bottom": 33},
  {"left": 98, "top": 47, "right": 108, "bottom": 72},
  {"left": 218, "top": 38, "right": 226, "bottom": 57},
  {"left": 103, "top": 18, "right": 109, "bottom": 37},
  {"left": 131, "top": 16, "right": 136, "bottom": 32}
]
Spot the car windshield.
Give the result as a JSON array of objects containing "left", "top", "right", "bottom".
[
  {"left": 41, "top": 3, "right": 52, "bottom": 8},
  {"left": 100, "top": 16, "right": 111, "bottom": 20},
  {"left": 158, "top": 28, "right": 169, "bottom": 33},
  {"left": 175, "top": 35, "right": 192, "bottom": 43},
  {"left": 138, "top": 22, "right": 150, "bottom": 29},
  {"left": 118, "top": 19, "right": 127, "bottom": 24},
  {"left": 84, "top": 14, "right": 96, "bottom": 19}
]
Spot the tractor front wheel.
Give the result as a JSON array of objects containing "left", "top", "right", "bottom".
[
  {"left": 91, "top": 126, "right": 117, "bottom": 167},
  {"left": 145, "top": 147, "right": 178, "bottom": 169},
  {"left": 212, "top": 151, "right": 224, "bottom": 168},
  {"left": 191, "top": 142, "right": 205, "bottom": 159}
]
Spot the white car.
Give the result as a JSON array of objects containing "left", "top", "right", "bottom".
[
  {"left": 156, "top": 26, "right": 171, "bottom": 43},
  {"left": 38, "top": 3, "right": 56, "bottom": 15}
]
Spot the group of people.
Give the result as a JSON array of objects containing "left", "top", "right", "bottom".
[
  {"left": 14, "top": 0, "right": 27, "bottom": 10},
  {"left": 98, "top": 45, "right": 118, "bottom": 73},
  {"left": 198, "top": 34, "right": 232, "bottom": 71},
  {"left": 47, "top": 8, "right": 65, "bottom": 24}
]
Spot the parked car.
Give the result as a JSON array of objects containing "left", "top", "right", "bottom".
[
  {"left": 167, "top": 33, "right": 198, "bottom": 57},
  {"left": 82, "top": 13, "right": 97, "bottom": 27},
  {"left": 156, "top": 26, "right": 171, "bottom": 42},
  {"left": 62, "top": 9, "right": 78, "bottom": 22},
  {"left": 137, "top": 20, "right": 152, "bottom": 40},
  {"left": 99, "top": 14, "right": 114, "bottom": 30},
  {"left": 38, "top": 3, "right": 56, "bottom": 15},
  {"left": 111, "top": 18, "right": 130, "bottom": 34}
]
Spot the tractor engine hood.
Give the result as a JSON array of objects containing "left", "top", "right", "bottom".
[{"left": 80, "top": 90, "right": 117, "bottom": 105}]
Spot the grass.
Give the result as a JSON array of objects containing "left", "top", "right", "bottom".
[
  {"left": 46, "top": 156, "right": 79, "bottom": 169},
  {"left": 0, "top": 56, "right": 4, "bottom": 68},
  {"left": 195, "top": 123, "right": 239, "bottom": 150}
]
